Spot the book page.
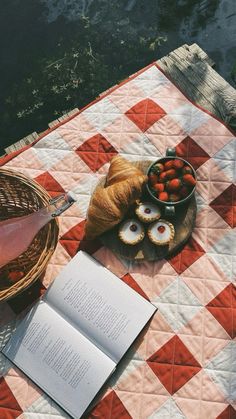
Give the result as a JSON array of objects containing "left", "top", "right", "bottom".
[
  {"left": 2, "top": 300, "right": 115, "bottom": 419},
  {"left": 45, "top": 251, "right": 156, "bottom": 363}
]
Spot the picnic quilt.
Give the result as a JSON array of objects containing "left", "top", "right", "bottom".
[{"left": 0, "top": 62, "right": 235, "bottom": 419}]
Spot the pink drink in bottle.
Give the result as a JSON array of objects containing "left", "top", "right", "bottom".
[{"left": 0, "top": 193, "right": 76, "bottom": 268}]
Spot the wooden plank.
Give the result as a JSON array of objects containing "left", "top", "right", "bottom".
[
  {"left": 4, "top": 108, "right": 80, "bottom": 154},
  {"left": 58, "top": 108, "right": 79, "bottom": 122},
  {"left": 157, "top": 44, "right": 236, "bottom": 130},
  {"left": 48, "top": 120, "right": 60, "bottom": 128},
  {"left": 48, "top": 108, "right": 79, "bottom": 127},
  {"left": 189, "top": 43, "right": 215, "bottom": 67},
  {"left": 4, "top": 132, "right": 39, "bottom": 155}
]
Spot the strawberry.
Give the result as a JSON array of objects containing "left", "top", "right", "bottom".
[
  {"left": 152, "top": 163, "right": 164, "bottom": 174},
  {"left": 179, "top": 186, "right": 190, "bottom": 198},
  {"left": 166, "top": 178, "right": 181, "bottom": 192},
  {"left": 173, "top": 159, "right": 184, "bottom": 169},
  {"left": 8, "top": 271, "right": 24, "bottom": 283},
  {"left": 169, "top": 193, "right": 181, "bottom": 202},
  {"left": 182, "top": 165, "right": 192, "bottom": 175},
  {"left": 149, "top": 173, "right": 158, "bottom": 185},
  {"left": 164, "top": 160, "right": 174, "bottom": 170},
  {"left": 165, "top": 168, "right": 177, "bottom": 180},
  {"left": 153, "top": 183, "right": 164, "bottom": 193},
  {"left": 159, "top": 171, "right": 168, "bottom": 182},
  {"left": 182, "top": 174, "right": 196, "bottom": 186},
  {"left": 158, "top": 191, "right": 169, "bottom": 201}
]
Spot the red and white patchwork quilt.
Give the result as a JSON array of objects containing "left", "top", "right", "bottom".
[{"left": 0, "top": 63, "right": 235, "bottom": 419}]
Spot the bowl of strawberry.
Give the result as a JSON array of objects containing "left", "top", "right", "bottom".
[{"left": 147, "top": 148, "right": 196, "bottom": 217}]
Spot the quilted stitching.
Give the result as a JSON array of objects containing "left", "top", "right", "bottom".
[
  {"left": 0, "top": 62, "right": 235, "bottom": 419},
  {"left": 0, "top": 377, "right": 23, "bottom": 418}
]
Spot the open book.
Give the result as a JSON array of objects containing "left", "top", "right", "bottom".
[{"left": 2, "top": 251, "right": 156, "bottom": 419}]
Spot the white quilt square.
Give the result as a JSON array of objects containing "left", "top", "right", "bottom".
[{"left": 83, "top": 97, "right": 121, "bottom": 131}]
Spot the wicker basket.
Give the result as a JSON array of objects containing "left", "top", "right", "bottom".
[{"left": 0, "top": 168, "right": 59, "bottom": 302}]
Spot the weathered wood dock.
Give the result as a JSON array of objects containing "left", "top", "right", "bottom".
[{"left": 3, "top": 43, "right": 236, "bottom": 157}]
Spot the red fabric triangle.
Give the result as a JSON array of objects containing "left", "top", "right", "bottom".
[
  {"left": 59, "top": 220, "right": 86, "bottom": 257},
  {"left": 35, "top": 171, "right": 65, "bottom": 197},
  {"left": 89, "top": 391, "right": 113, "bottom": 418},
  {"left": 89, "top": 390, "right": 132, "bottom": 418},
  {"left": 61, "top": 220, "right": 86, "bottom": 242},
  {"left": 216, "top": 404, "right": 236, "bottom": 419},
  {"left": 210, "top": 184, "right": 236, "bottom": 228},
  {"left": 127, "top": 113, "right": 147, "bottom": 132},
  {"left": 148, "top": 335, "right": 201, "bottom": 367},
  {"left": 147, "top": 361, "right": 201, "bottom": 395},
  {"left": 207, "top": 284, "right": 235, "bottom": 308},
  {"left": 172, "top": 364, "right": 201, "bottom": 394},
  {"left": 147, "top": 362, "right": 173, "bottom": 394},
  {"left": 122, "top": 273, "right": 150, "bottom": 301},
  {"left": 0, "top": 378, "right": 23, "bottom": 418},
  {"left": 207, "top": 284, "right": 236, "bottom": 338},
  {"left": 76, "top": 134, "right": 118, "bottom": 172},
  {"left": 207, "top": 307, "right": 235, "bottom": 339},
  {"left": 176, "top": 135, "right": 210, "bottom": 170},
  {"left": 168, "top": 237, "right": 205, "bottom": 274},
  {"left": 210, "top": 184, "right": 236, "bottom": 206},
  {"left": 60, "top": 220, "right": 102, "bottom": 257},
  {"left": 148, "top": 335, "right": 175, "bottom": 364},
  {"left": 98, "top": 135, "right": 117, "bottom": 153},
  {"left": 174, "top": 335, "right": 201, "bottom": 367},
  {"left": 59, "top": 240, "right": 79, "bottom": 258},
  {"left": 77, "top": 134, "right": 100, "bottom": 152},
  {"left": 125, "top": 98, "right": 166, "bottom": 132}
]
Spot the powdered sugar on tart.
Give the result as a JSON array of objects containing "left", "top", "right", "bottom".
[
  {"left": 118, "top": 219, "right": 145, "bottom": 245},
  {"left": 135, "top": 201, "right": 161, "bottom": 223},
  {"left": 148, "top": 219, "right": 174, "bottom": 245}
]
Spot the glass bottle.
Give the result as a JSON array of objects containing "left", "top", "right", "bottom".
[{"left": 0, "top": 193, "right": 76, "bottom": 268}]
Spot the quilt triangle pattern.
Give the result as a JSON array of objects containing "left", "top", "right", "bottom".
[
  {"left": 34, "top": 171, "right": 65, "bottom": 197},
  {"left": 147, "top": 335, "right": 201, "bottom": 394},
  {"left": 210, "top": 184, "right": 236, "bottom": 228},
  {"left": 206, "top": 283, "right": 236, "bottom": 338},
  {"left": 216, "top": 405, "right": 236, "bottom": 419},
  {"left": 175, "top": 135, "right": 210, "bottom": 169},
  {"left": 0, "top": 378, "right": 23, "bottom": 419},
  {"left": 76, "top": 133, "right": 118, "bottom": 172},
  {"left": 59, "top": 220, "right": 102, "bottom": 257},
  {"left": 89, "top": 390, "right": 132, "bottom": 418},
  {"left": 121, "top": 273, "right": 150, "bottom": 301},
  {"left": 168, "top": 237, "right": 205, "bottom": 274},
  {"left": 125, "top": 98, "right": 166, "bottom": 132}
]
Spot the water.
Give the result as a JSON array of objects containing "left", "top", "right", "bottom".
[{"left": 0, "top": 0, "right": 235, "bottom": 154}]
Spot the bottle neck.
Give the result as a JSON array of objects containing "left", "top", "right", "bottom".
[
  {"left": 26, "top": 193, "right": 76, "bottom": 231},
  {"left": 45, "top": 193, "right": 76, "bottom": 218}
]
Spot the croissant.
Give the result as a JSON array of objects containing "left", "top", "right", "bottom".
[
  {"left": 85, "top": 174, "right": 147, "bottom": 239},
  {"left": 106, "top": 155, "right": 144, "bottom": 186}
]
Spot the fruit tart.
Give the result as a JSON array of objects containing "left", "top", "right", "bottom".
[
  {"left": 147, "top": 219, "right": 175, "bottom": 246},
  {"left": 118, "top": 219, "right": 145, "bottom": 245},
  {"left": 135, "top": 201, "right": 161, "bottom": 223}
]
